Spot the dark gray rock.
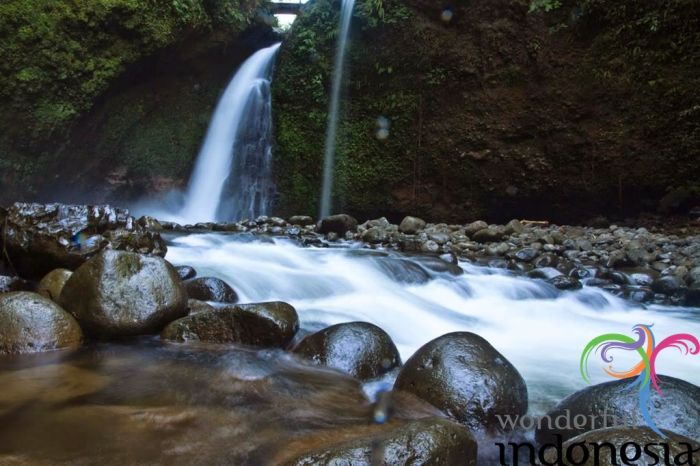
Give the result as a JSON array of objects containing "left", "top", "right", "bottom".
[
  {"left": 394, "top": 332, "right": 528, "bottom": 436},
  {"left": 175, "top": 265, "right": 197, "bottom": 280},
  {"left": 651, "top": 275, "right": 687, "bottom": 295},
  {"left": 318, "top": 214, "right": 358, "bottom": 236},
  {"left": 535, "top": 375, "right": 700, "bottom": 445},
  {"left": 0, "top": 275, "right": 32, "bottom": 293},
  {"left": 185, "top": 277, "right": 238, "bottom": 303},
  {"left": 293, "top": 322, "right": 401, "bottom": 380}
]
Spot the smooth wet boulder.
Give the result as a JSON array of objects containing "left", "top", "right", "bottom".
[
  {"left": 651, "top": 275, "right": 687, "bottom": 295},
  {"left": 394, "top": 332, "right": 528, "bottom": 435},
  {"left": 318, "top": 214, "right": 358, "bottom": 236},
  {"left": 161, "top": 302, "right": 299, "bottom": 347},
  {"left": 472, "top": 227, "right": 504, "bottom": 243},
  {"left": 548, "top": 275, "right": 583, "bottom": 290},
  {"left": 543, "top": 427, "right": 700, "bottom": 466},
  {"left": 175, "top": 265, "right": 197, "bottom": 280},
  {"left": 232, "top": 302, "right": 299, "bottom": 347},
  {"left": 0, "top": 292, "right": 83, "bottom": 354},
  {"left": 0, "top": 275, "right": 32, "bottom": 293},
  {"left": 184, "top": 277, "right": 238, "bottom": 303},
  {"left": 0, "top": 203, "right": 167, "bottom": 279},
  {"left": 399, "top": 216, "right": 426, "bottom": 234},
  {"left": 59, "top": 250, "right": 187, "bottom": 337},
  {"left": 535, "top": 375, "right": 700, "bottom": 444},
  {"left": 36, "top": 268, "right": 72, "bottom": 301},
  {"left": 293, "top": 322, "right": 401, "bottom": 380},
  {"left": 187, "top": 299, "right": 216, "bottom": 315},
  {"left": 282, "top": 417, "right": 477, "bottom": 466}
]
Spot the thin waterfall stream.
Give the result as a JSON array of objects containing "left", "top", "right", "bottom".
[{"left": 319, "top": 0, "right": 356, "bottom": 218}]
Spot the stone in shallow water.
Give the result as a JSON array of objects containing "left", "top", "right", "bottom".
[
  {"left": 184, "top": 276, "right": 238, "bottom": 303},
  {"left": 535, "top": 375, "right": 700, "bottom": 445},
  {"left": 293, "top": 322, "right": 401, "bottom": 380},
  {"left": 543, "top": 427, "right": 699, "bottom": 466},
  {"left": 59, "top": 250, "right": 187, "bottom": 337},
  {"left": 0, "top": 292, "right": 83, "bottom": 355},
  {"left": 394, "top": 332, "right": 528, "bottom": 436},
  {"left": 162, "top": 302, "right": 299, "bottom": 348},
  {"left": 280, "top": 417, "right": 477, "bottom": 466}
]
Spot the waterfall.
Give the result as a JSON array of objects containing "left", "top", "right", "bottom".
[
  {"left": 319, "top": 0, "right": 356, "bottom": 219},
  {"left": 180, "top": 43, "right": 282, "bottom": 223}
]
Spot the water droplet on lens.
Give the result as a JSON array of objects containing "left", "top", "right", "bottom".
[{"left": 441, "top": 8, "right": 454, "bottom": 22}]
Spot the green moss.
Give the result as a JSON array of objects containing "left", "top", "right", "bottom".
[{"left": 0, "top": 0, "right": 261, "bottom": 200}]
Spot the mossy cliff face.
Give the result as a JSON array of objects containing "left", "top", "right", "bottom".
[
  {"left": 0, "top": 0, "right": 269, "bottom": 204},
  {"left": 273, "top": 0, "right": 700, "bottom": 223}
]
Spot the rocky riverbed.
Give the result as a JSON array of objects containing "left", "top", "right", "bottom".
[{"left": 1, "top": 202, "right": 699, "bottom": 465}]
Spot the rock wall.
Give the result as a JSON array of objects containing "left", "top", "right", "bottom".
[
  {"left": 0, "top": 0, "right": 274, "bottom": 205},
  {"left": 272, "top": 0, "right": 700, "bottom": 223}
]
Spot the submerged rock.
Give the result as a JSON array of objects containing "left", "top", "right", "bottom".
[
  {"left": 59, "top": 250, "right": 187, "bottom": 337},
  {"left": 282, "top": 417, "right": 477, "bottom": 466},
  {"left": 318, "top": 214, "right": 358, "bottom": 236},
  {"left": 293, "top": 322, "right": 401, "bottom": 380},
  {"left": 36, "top": 268, "right": 72, "bottom": 301},
  {"left": 535, "top": 375, "right": 700, "bottom": 444},
  {"left": 184, "top": 277, "right": 238, "bottom": 303},
  {"left": 543, "top": 427, "right": 700, "bottom": 466},
  {"left": 394, "top": 332, "right": 528, "bottom": 436},
  {"left": 0, "top": 203, "right": 167, "bottom": 279},
  {"left": 161, "top": 302, "right": 299, "bottom": 348},
  {"left": 0, "top": 292, "right": 82, "bottom": 354}
]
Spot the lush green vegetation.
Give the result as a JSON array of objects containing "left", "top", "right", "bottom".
[
  {"left": 0, "top": 0, "right": 261, "bottom": 199},
  {"left": 273, "top": 0, "right": 700, "bottom": 221}
]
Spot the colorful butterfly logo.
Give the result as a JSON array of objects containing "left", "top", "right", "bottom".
[{"left": 580, "top": 324, "right": 699, "bottom": 437}]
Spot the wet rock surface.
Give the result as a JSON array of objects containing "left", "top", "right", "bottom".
[
  {"left": 0, "top": 275, "right": 32, "bottom": 293},
  {"left": 162, "top": 302, "right": 298, "bottom": 348},
  {"left": 0, "top": 292, "right": 82, "bottom": 354},
  {"left": 59, "top": 250, "right": 187, "bottom": 337},
  {"left": 394, "top": 332, "right": 528, "bottom": 436},
  {"left": 281, "top": 417, "right": 477, "bottom": 466},
  {"left": 0, "top": 203, "right": 167, "bottom": 279},
  {"left": 536, "top": 375, "right": 700, "bottom": 444},
  {"left": 543, "top": 427, "right": 700, "bottom": 466},
  {"left": 184, "top": 276, "right": 238, "bottom": 303},
  {"left": 293, "top": 322, "right": 401, "bottom": 380}
]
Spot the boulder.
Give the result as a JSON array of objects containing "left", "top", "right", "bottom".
[
  {"left": 504, "top": 219, "right": 524, "bottom": 235},
  {"left": 651, "top": 275, "right": 687, "bottom": 295},
  {"left": 184, "top": 277, "right": 238, "bottom": 303},
  {"left": 59, "top": 250, "right": 187, "bottom": 337},
  {"left": 548, "top": 275, "right": 583, "bottom": 290},
  {"left": 0, "top": 203, "right": 167, "bottom": 279},
  {"left": 161, "top": 302, "right": 299, "bottom": 348},
  {"left": 543, "top": 427, "right": 699, "bottom": 466},
  {"left": 472, "top": 227, "right": 504, "bottom": 243},
  {"left": 289, "top": 215, "right": 315, "bottom": 226},
  {"left": 282, "top": 418, "right": 477, "bottom": 466},
  {"left": 394, "top": 332, "right": 528, "bottom": 435},
  {"left": 293, "top": 322, "right": 401, "bottom": 380},
  {"left": 398, "top": 216, "right": 426, "bottom": 234},
  {"left": 36, "top": 268, "right": 72, "bottom": 301},
  {"left": 0, "top": 292, "right": 82, "bottom": 354},
  {"left": 186, "top": 299, "right": 216, "bottom": 315},
  {"left": 318, "top": 214, "right": 358, "bottom": 236},
  {"left": 535, "top": 375, "right": 700, "bottom": 444},
  {"left": 175, "top": 265, "right": 197, "bottom": 280},
  {"left": 464, "top": 220, "right": 488, "bottom": 235}
]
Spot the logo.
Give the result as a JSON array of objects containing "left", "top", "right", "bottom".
[{"left": 580, "top": 324, "right": 700, "bottom": 437}]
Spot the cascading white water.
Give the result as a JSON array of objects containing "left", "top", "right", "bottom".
[
  {"left": 319, "top": 0, "right": 356, "bottom": 219},
  {"left": 167, "top": 234, "right": 700, "bottom": 413},
  {"left": 180, "top": 43, "right": 282, "bottom": 223}
]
